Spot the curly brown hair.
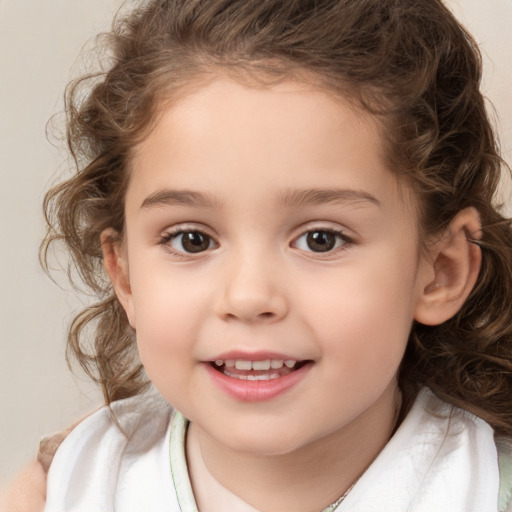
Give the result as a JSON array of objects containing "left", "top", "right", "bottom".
[{"left": 42, "top": 0, "right": 512, "bottom": 434}]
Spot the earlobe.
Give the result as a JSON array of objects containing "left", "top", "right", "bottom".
[
  {"left": 414, "top": 207, "right": 482, "bottom": 326},
  {"left": 101, "top": 228, "right": 136, "bottom": 328}
]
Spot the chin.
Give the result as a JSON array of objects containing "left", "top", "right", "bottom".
[{"left": 209, "top": 422, "right": 321, "bottom": 458}]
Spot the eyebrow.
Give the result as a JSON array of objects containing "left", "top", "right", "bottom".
[
  {"left": 140, "top": 187, "right": 380, "bottom": 211},
  {"left": 140, "top": 189, "right": 221, "bottom": 210},
  {"left": 276, "top": 188, "right": 381, "bottom": 208}
]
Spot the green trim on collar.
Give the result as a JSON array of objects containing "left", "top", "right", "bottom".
[
  {"left": 168, "top": 411, "right": 352, "bottom": 512},
  {"left": 170, "top": 410, "right": 199, "bottom": 512}
]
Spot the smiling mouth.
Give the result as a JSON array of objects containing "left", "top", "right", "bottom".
[{"left": 210, "top": 359, "right": 309, "bottom": 381}]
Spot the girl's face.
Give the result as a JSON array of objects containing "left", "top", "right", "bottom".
[{"left": 116, "top": 77, "right": 431, "bottom": 457}]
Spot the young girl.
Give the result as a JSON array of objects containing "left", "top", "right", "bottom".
[{"left": 6, "top": 0, "right": 512, "bottom": 510}]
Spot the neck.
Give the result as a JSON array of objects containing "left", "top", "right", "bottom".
[{"left": 188, "top": 384, "right": 402, "bottom": 512}]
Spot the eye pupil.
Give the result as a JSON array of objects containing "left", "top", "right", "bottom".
[
  {"left": 306, "top": 231, "right": 336, "bottom": 252},
  {"left": 182, "top": 232, "right": 210, "bottom": 253}
]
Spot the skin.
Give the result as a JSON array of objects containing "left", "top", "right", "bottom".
[
  {"left": 0, "top": 461, "right": 46, "bottom": 512},
  {"left": 5, "top": 76, "right": 481, "bottom": 511},
  {"left": 107, "top": 77, "right": 460, "bottom": 511},
  {"left": 2, "top": 414, "right": 91, "bottom": 510}
]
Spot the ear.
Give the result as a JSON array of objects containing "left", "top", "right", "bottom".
[
  {"left": 414, "top": 207, "right": 482, "bottom": 326},
  {"left": 101, "top": 228, "right": 136, "bottom": 329}
]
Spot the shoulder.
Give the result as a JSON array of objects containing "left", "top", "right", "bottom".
[
  {"left": 37, "top": 423, "right": 77, "bottom": 475},
  {"left": 45, "top": 389, "right": 175, "bottom": 511},
  {"left": 0, "top": 411, "right": 94, "bottom": 512},
  {"left": 0, "top": 460, "right": 46, "bottom": 512},
  {"left": 48, "top": 390, "right": 172, "bottom": 469}
]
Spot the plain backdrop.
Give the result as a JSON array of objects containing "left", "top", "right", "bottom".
[{"left": 0, "top": 0, "right": 511, "bottom": 486}]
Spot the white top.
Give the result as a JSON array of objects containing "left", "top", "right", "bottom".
[{"left": 44, "top": 388, "right": 500, "bottom": 512}]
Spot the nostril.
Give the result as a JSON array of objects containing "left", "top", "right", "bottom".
[{"left": 216, "top": 290, "right": 288, "bottom": 323}]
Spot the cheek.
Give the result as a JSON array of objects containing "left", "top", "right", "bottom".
[
  {"left": 300, "top": 253, "right": 418, "bottom": 373},
  {"left": 132, "top": 290, "right": 197, "bottom": 401},
  {"left": 128, "top": 273, "right": 201, "bottom": 365}
]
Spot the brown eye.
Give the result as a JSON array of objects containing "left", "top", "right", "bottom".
[
  {"left": 293, "top": 228, "right": 350, "bottom": 254},
  {"left": 171, "top": 231, "right": 213, "bottom": 253},
  {"left": 306, "top": 231, "right": 337, "bottom": 252}
]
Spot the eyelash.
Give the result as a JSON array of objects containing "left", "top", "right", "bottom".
[
  {"left": 157, "top": 227, "right": 218, "bottom": 257},
  {"left": 157, "top": 226, "right": 354, "bottom": 258}
]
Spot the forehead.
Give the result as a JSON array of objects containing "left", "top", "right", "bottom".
[{"left": 128, "top": 77, "right": 413, "bottom": 215}]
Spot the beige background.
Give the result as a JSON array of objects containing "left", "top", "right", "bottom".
[{"left": 0, "top": 0, "right": 511, "bottom": 485}]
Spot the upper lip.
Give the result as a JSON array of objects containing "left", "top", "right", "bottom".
[{"left": 206, "top": 350, "right": 303, "bottom": 362}]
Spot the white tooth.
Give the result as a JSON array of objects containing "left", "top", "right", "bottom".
[
  {"left": 235, "top": 360, "right": 252, "bottom": 370},
  {"left": 270, "top": 360, "right": 284, "bottom": 369},
  {"left": 248, "top": 374, "right": 273, "bottom": 381},
  {"left": 284, "top": 360, "right": 297, "bottom": 368},
  {"left": 225, "top": 360, "right": 236, "bottom": 368},
  {"left": 214, "top": 360, "right": 223, "bottom": 366},
  {"left": 223, "top": 370, "right": 281, "bottom": 381},
  {"left": 252, "top": 360, "right": 271, "bottom": 371}
]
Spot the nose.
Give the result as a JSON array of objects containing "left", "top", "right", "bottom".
[{"left": 214, "top": 252, "right": 289, "bottom": 323}]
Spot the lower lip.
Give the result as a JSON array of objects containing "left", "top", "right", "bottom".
[{"left": 204, "top": 362, "right": 312, "bottom": 402}]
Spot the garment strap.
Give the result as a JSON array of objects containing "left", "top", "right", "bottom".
[{"left": 497, "top": 437, "right": 512, "bottom": 512}]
